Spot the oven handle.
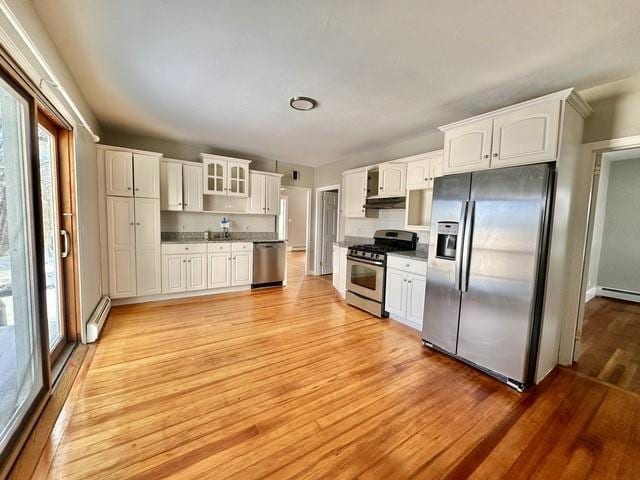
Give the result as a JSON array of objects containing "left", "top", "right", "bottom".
[{"left": 346, "top": 256, "right": 385, "bottom": 267}]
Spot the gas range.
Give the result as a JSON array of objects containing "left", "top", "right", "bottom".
[{"left": 345, "top": 230, "right": 418, "bottom": 317}]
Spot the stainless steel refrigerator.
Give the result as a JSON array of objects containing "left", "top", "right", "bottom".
[{"left": 422, "top": 163, "right": 554, "bottom": 391}]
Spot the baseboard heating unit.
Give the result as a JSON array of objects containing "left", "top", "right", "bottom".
[{"left": 86, "top": 296, "right": 111, "bottom": 343}]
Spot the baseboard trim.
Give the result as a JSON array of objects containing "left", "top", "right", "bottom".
[
  {"left": 111, "top": 285, "right": 251, "bottom": 306},
  {"left": 585, "top": 287, "right": 596, "bottom": 302},
  {"left": 596, "top": 286, "right": 640, "bottom": 304}
]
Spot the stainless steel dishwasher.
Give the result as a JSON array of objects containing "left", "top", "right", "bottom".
[{"left": 252, "top": 241, "right": 286, "bottom": 287}]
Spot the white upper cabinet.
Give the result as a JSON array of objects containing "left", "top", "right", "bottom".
[
  {"left": 440, "top": 89, "right": 587, "bottom": 174},
  {"left": 201, "top": 154, "right": 251, "bottom": 197},
  {"left": 134, "top": 197, "right": 161, "bottom": 296},
  {"left": 203, "top": 157, "right": 226, "bottom": 195},
  {"left": 405, "top": 151, "right": 444, "bottom": 190},
  {"left": 443, "top": 118, "right": 493, "bottom": 174},
  {"left": 133, "top": 154, "right": 160, "bottom": 198},
  {"left": 105, "top": 150, "right": 134, "bottom": 197},
  {"left": 106, "top": 196, "right": 136, "bottom": 298},
  {"left": 227, "top": 161, "right": 249, "bottom": 197},
  {"left": 160, "top": 161, "right": 183, "bottom": 211},
  {"left": 491, "top": 100, "right": 561, "bottom": 168},
  {"left": 406, "top": 157, "right": 429, "bottom": 190},
  {"left": 378, "top": 162, "right": 406, "bottom": 196},
  {"left": 246, "top": 171, "right": 281, "bottom": 215},
  {"left": 265, "top": 175, "right": 280, "bottom": 215},
  {"left": 183, "top": 164, "right": 203, "bottom": 212},
  {"left": 247, "top": 172, "right": 265, "bottom": 213},
  {"left": 342, "top": 169, "right": 367, "bottom": 218}
]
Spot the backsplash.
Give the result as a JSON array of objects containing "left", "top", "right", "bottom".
[
  {"left": 161, "top": 211, "right": 276, "bottom": 233},
  {"left": 343, "top": 209, "right": 429, "bottom": 243}
]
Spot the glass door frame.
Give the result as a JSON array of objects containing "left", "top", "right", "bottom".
[{"left": 0, "top": 46, "right": 79, "bottom": 472}]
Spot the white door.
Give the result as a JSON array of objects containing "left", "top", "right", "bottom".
[
  {"left": 343, "top": 170, "right": 367, "bottom": 218},
  {"left": 321, "top": 191, "right": 338, "bottom": 275},
  {"left": 106, "top": 196, "right": 136, "bottom": 298},
  {"left": 406, "top": 273, "right": 426, "bottom": 326},
  {"left": 186, "top": 253, "right": 207, "bottom": 291},
  {"left": 332, "top": 245, "right": 340, "bottom": 290},
  {"left": 247, "top": 172, "right": 266, "bottom": 213},
  {"left": 134, "top": 197, "right": 161, "bottom": 296},
  {"left": 232, "top": 252, "right": 253, "bottom": 286},
  {"left": 227, "top": 161, "right": 249, "bottom": 197},
  {"left": 203, "top": 159, "right": 226, "bottom": 195},
  {"left": 162, "top": 254, "right": 186, "bottom": 293},
  {"left": 406, "top": 159, "right": 429, "bottom": 190},
  {"left": 105, "top": 150, "right": 133, "bottom": 197},
  {"left": 183, "top": 164, "right": 203, "bottom": 212},
  {"left": 208, "top": 252, "right": 231, "bottom": 288},
  {"left": 378, "top": 163, "right": 406, "bottom": 196},
  {"left": 443, "top": 119, "right": 493, "bottom": 174},
  {"left": 133, "top": 154, "right": 160, "bottom": 198},
  {"left": 491, "top": 100, "right": 561, "bottom": 168},
  {"left": 160, "top": 161, "right": 183, "bottom": 211},
  {"left": 385, "top": 269, "right": 406, "bottom": 317},
  {"left": 265, "top": 175, "right": 281, "bottom": 215}
]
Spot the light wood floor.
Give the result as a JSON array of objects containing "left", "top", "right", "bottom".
[
  {"left": 30, "top": 252, "right": 640, "bottom": 479},
  {"left": 578, "top": 296, "right": 640, "bottom": 393}
]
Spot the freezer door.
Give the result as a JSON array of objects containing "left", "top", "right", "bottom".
[
  {"left": 422, "top": 173, "right": 471, "bottom": 353},
  {"left": 457, "top": 163, "right": 551, "bottom": 383}
]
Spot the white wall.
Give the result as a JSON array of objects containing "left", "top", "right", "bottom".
[
  {"left": 281, "top": 187, "right": 308, "bottom": 248},
  {"left": 161, "top": 211, "right": 275, "bottom": 233}
]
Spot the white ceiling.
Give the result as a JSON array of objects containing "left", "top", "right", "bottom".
[{"left": 34, "top": 0, "right": 640, "bottom": 166}]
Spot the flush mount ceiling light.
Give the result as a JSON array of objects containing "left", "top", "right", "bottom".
[{"left": 289, "top": 96, "right": 318, "bottom": 111}]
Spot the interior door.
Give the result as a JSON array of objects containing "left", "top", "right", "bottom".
[
  {"left": 321, "top": 191, "right": 338, "bottom": 275},
  {"left": 105, "top": 150, "right": 133, "bottom": 196},
  {"left": 133, "top": 154, "right": 159, "bottom": 198},
  {"left": 134, "top": 198, "right": 161, "bottom": 296},
  {"left": 457, "top": 164, "right": 551, "bottom": 383},
  {"left": 183, "top": 164, "right": 203, "bottom": 212}
]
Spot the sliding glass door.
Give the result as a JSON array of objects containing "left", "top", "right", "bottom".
[{"left": 0, "top": 75, "right": 46, "bottom": 457}]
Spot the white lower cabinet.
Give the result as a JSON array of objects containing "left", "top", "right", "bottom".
[
  {"left": 332, "top": 244, "right": 348, "bottom": 297},
  {"left": 186, "top": 253, "right": 208, "bottom": 291},
  {"left": 162, "top": 254, "right": 187, "bottom": 294},
  {"left": 385, "top": 257, "right": 427, "bottom": 330},
  {"left": 232, "top": 251, "right": 253, "bottom": 286},
  {"left": 208, "top": 252, "right": 231, "bottom": 288}
]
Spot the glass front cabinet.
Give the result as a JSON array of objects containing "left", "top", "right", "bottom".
[{"left": 200, "top": 154, "right": 251, "bottom": 197}]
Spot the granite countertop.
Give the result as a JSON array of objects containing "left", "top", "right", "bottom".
[
  {"left": 161, "top": 232, "right": 284, "bottom": 244},
  {"left": 333, "top": 236, "right": 374, "bottom": 248},
  {"left": 387, "top": 245, "right": 429, "bottom": 262}
]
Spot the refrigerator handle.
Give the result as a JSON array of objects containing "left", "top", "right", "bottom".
[
  {"left": 461, "top": 200, "right": 475, "bottom": 293},
  {"left": 455, "top": 201, "right": 469, "bottom": 292}
]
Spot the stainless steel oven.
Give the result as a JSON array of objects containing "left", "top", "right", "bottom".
[{"left": 345, "top": 257, "right": 385, "bottom": 316}]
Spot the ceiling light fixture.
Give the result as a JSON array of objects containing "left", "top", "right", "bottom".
[{"left": 289, "top": 96, "right": 318, "bottom": 111}]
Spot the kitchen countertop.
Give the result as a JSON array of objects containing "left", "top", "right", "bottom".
[
  {"left": 161, "top": 232, "right": 284, "bottom": 244},
  {"left": 333, "top": 236, "right": 374, "bottom": 248},
  {"left": 387, "top": 245, "right": 429, "bottom": 262}
]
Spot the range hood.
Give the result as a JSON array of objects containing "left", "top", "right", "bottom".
[{"left": 365, "top": 195, "right": 406, "bottom": 209}]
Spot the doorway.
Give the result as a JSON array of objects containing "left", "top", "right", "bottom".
[
  {"left": 314, "top": 186, "right": 340, "bottom": 276},
  {"left": 280, "top": 186, "right": 311, "bottom": 279},
  {"left": 576, "top": 147, "right": 640, "bottom": 393}
]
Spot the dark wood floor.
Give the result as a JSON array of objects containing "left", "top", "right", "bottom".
[
  {"left": 28, "top": 253, "right": 640, "bottom": 479},
  {"left": 578, "top": 296, "right": 640, "bottom": 393}
]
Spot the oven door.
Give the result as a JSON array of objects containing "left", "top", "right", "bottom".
[{"left": 346, "top": 258, "right": 384, "bottom": 302}]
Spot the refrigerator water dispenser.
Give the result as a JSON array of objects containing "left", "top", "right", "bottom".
[{"left": 436, "top": 222, "right": 459, "bottom": 260}]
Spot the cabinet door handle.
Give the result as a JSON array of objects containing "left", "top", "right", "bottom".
[
  {"left": 493, "top": 153, "right": 498, "bottom": 158},
  {"left": 129, "top": 222, "right": 134, "bottom": 226},
  {"left": 127, "top": 187, "right": 132, "bottom": 191},
  {"left": 135, "top": 187, "right": 139, "bottom": 191},
  {"left": 408, "top": 280, "right": 412, "bottom": 284},
  {"left": 484, "top": 154, "right": 489, "bottom": 159}
]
